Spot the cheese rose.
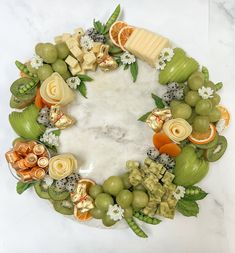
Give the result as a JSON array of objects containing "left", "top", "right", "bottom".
[
  {"left": 40, "top": 72, "right": 75, "bottom": 106},
  {"left": 49, "top": 153, "right": 77, "bottom": 180},
  {"left": 163, "top": 118, "right": 192, "bottom": 143}
]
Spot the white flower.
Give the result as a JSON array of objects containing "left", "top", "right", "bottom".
[
  {"left": 160, "top": 48, "right": 174, "bottom": 62},
  {"left": 66, "top": 77, "right": 81, "bottom": 89},
  {"left": 120, "top": 52, "right": 136, "bottom": 65},
  {"left": 156, "top": 59, "right": 166, "bottom": 70},
  {"left": 173, "top": 186, "right": 185, "bottom": 201},
  {"left": 40, "top": 129, "right": 59, "bottom": 147},
  {"left": 198, "top": 86, "right": 214, "bottom": 99},
  {"left": 80, "top": 35, "right": 93, "bottom": 50},
  {"left": 107, "top": 204, "right": 124, "bottom": 221},
  {"left": 216, "top": 119, "right": 226, "bottom": 134},
  {"left": 30, "top": 54, "right": 43, "bottom": 69},
  {"left": 43, "top": 175, "right": 54, "bottom": 186}
]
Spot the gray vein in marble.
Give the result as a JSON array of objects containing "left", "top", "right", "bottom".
[{"left": 214, "top": 0, "right": 235, "bottom": 24}]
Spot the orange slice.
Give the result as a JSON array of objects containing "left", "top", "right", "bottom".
[
  {"left": 118, "top": 26, "right": 135, "bottom": 51},
  {"left": 78, "top": 178, "right": 96, "bottom": 192},
  {"left": 35, "top": 89, "right": 44, "bottom": 109},
  {"left": 188, "top": 124, "right": 216, "bottom": 144},
  {"left": 74, "top": 206, "right": 92, "bottom": 221},
  {"left": 217, "top": 105, "right": 230, "bottom": 127},
  {"left": 109, "top": 21, "right": 128, "bottom": 47}
]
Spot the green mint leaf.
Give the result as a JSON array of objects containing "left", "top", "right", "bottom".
[
  {"left": 183, "top": 186, "right": 208, "bottom": 201},
  {"left": 77, "top": 74, "right": 93, "bottom": 82},
  {"left": 130, "top": 61, "right": 138, "bottom": 82},
  {"left": 138, "top": 111, "right": 152, "bottom": 122},
  {"left": 52, "top": 129, "right": 61, "bottom": 136},
  {"left": 16, "top": 181, "right": 34, "bottom": 194},
  {"left": 151, "top": 93, "right": 165, "bottom": 108},
  {"left": 77, "top": 81, "right": 87, "bottom": 98},
  {"left": 176, "top": 199, "right": 199, "bottom": 217},
  {"left": 124, "top": 64, "right": 129, "bottom": 70}
]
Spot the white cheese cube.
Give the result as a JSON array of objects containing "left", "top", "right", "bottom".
[
  {"left": 72, "top": 33, "right": 81, "bottom": 43},
  {"left": 65, "top": 55, "right": 78, "bottom": 68},
  {"left": 83, "top": 52, "right": 96, "bottom": 65},
  {"left": 92, "top": 42, "right": 102, "bottom": 54},
  {"left": 69, "top": 64, "right": 81, "bottom": 76},
  {"left": 65, "top": 38, "right": 79, "bottom": 49},
  {"left": 74, "top": 28, "right": 85, "bottom": 36},
  {"left": 82, "top": 62, "right": 97, "bottom": 71},
  {"left": 69, "top": 45, "right": 84, "bottom": 62},
  {"left": 54, "top": 35, "right": 63, "bottom": 44},
  {"left": 62, "top": 33, "right": 71, "bottom": 42}
]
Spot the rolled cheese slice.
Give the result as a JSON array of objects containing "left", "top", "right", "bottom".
[
  {"left": 163, "top": 118, "right": 192, "bottom": 143},
  {"left": 40, "top": 72, "right": 75, "bottom": 106}
]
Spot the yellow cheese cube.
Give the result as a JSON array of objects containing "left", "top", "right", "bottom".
[
  {"left": 54, "top": 35, "right": 63, "bottom": 44},
  {"left": 65, "top": 55, "right": 78, "bottom": 68},
  {"left": 65, "top": 38, "right": 79, "bottom": 49},
  {"left": 69, "top": 45, "right": 84, "bottom": 62},
  {"left": 72, "top": 33, "right": 81, "bottom": 43},
  {"left": 82, "top": 61, "right": 97, "bottom": 71},
  {"left": 69, "top": 64, "right": 81, "bottom": 76},
  {"left": 62, "top": 33, "right": 71, "bottom": 42},
  {"left": 83, "top": 52, "right": 96, "bottom": 65},
  {"left": 74, "top": 28, "right": 85, "bottom": 36},
  {"left": 92, "top": 42, "right": 102, "bottom": 54}
]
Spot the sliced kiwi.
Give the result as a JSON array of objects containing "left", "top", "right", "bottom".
[
  {"left": 48, "top": 183, "right": 70, "bottom": 201},
  {"left": 34, "top": 181, "right": 51, "bottom": 199},
  {"left": 205, "top": 136, "right": 227, "bottom": 162},
  {"left": 195, "top": 133, "right": 219, "bottom": 150},
  {"left": 53, "top": 198, "right": 74, "bottom": 215},
  {"left": 10, "top": 95, "right": 34, "bottom": 109}
]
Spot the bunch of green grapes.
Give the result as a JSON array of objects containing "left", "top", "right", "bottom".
[{"left": 170, "top": 69, "right": 222, "bottom": 133}]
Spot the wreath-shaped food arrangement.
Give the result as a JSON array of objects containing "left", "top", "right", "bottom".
[{"left": 5, "top": 5, "right": 230, "bottom": 238}]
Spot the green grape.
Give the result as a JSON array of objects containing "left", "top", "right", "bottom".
[
  {"left": 52, "top": 59, "right": 68, "bottom": 75},
  {"left": 56, "top": 42, "right": 70, "bottom": 59},
  {"left": 170, "top": 100, "right": 181, "bottom": 108},
  {"left": 89, "top": 185, "right": 103, "bottom": 199},
  {"left": 210, "top": 93, "right": 221, "bottom": 106},
  {"left": 124, "top": 207, "right": 133, "bottom": 218},
  {"left": 90, "top": 207, "right": 106, "bottom": 219},
  {"left": 121, "top": 173, "right": 132, "bottom": 189},
  {"left": 26, "top": 62, "right": 37, "bottom": 74},
  {"left": 41, "top": 43, "right": 58, "bottom": 63},
  {"left": 188, "top": 71, "right": 204, "bottom": 90},
  {"left": 186, "top": 109, "right": 197, "bottom": 125},
  {"left": 102, "top": 215, "right": 117, "bottom": 227},
  {"left": 103, "top": 176, "right": 124, "bottom": 196},
  {"left": 208, "top": 107, "right": 221, "bottom": 122},
  {"left": 172, "top": 103, "right": 192, "bottom": 119},
  {"left": 37, "top": 64, "right": 54, "bottom": 82},
  {"left": 204, "top": 81, "right": 215, "bottom": 91},
  {"left": 195, "top": 99, "right": 213, "bottom": 116},
  {"left": 61, "top": 70, "right": 72, "bottom": 80},
  {"left": 133, "top": 184, "right": 147, "bottom": 192},
  {"left": 95, "top": 193, "right": 114, "bottom": 211},
  {"left": 193, "top": 116, "right": 210, "bottom": 132},
  {"left": 184, "top": 91, "right": 200, "bottom": 107},
  {"left": 116, "top": 190, "right": 133, "bottom": 208},
  {"left": 132, "top": 190, "right": 149, "bottom": 209},
  {"left": 35, "top": 43, "right": 44, "bottom": 57}
]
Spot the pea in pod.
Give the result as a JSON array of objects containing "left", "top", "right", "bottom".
[
  {"left": 125, "top": 218, "right": 148, "bottom": 238},
  {"left": 215, "top": 82, "right": 223, "bottom": 91},
  {"left": 183, "top": 186, "right": 208, "bottom": 201},
  {"left": 134, "top": 211, "right": 161, "bottom": 225},
  {"left": 15, "top": 60, "right": 38, "bottom": 78},
  {"left": 201, "top": 66, "right": 209, "bottom": 82},
  {"left": 104, "top": 4, "right": 121, "bottom": 33}
]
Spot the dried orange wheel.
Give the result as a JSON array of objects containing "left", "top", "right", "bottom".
[
  {"left": 109, "top": 21, "right": 128, "bottom": 47},
  {"left": 217, "top": 105, "right": 230, "bottom": 127},
  {"left": 74, "top": 206, "right": 92, "bottom": 221},
  {"left": 78, "top": 178, "right": 96, "bottom": 192},
  {"left": 188, "top": 124, "right": 216, "bottom": 144},
  {"left": 118, "top": 26, "right": 135, "bottom": 51}
]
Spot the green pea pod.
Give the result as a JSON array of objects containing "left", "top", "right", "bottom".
[
  {"left": 125, "top": 218, "right": 148, "bottom": 238},
  {"left": 134, "top": 212, "right": 161, "bottom": 225},
  {"left": 15, "top": 60, "right": 38, "bottom": 78},
  {"left": 215, "top": 82, "right": 223, "bottom": 91},
  {"left": 104, "top": 4, "right": 121, "bottom": 33},
  {"left": 201, "top": 66, "right": 209, "bottom": 82},
  {"left": 184, "top": 186, "right": 208, "bottom": 201}
]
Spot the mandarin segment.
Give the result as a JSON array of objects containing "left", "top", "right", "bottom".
[{"left": 153, "top": 132, "right": 172, "bottom": 149}]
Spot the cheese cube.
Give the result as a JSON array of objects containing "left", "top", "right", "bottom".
[
  {"left": 69, "top": 45, "right": 83, "bottom": 62},
  {"left": 65, "top": 55, "right": 78, "bottom": 68},
  {"left": 92, "top": 42, "right": 102, "bottom": 54},
  {"left": 65, "top": 38, "right": 79, "bottom": 49},
  {"left": 72, "top": 33, "right": 81, "bottom": 42},
  {"left": 74, "top": 28, "right": 85, "bottom": 36},
  {"left": 54, "top": 35, "right": 63, "bottom": 44},
  {"left": 69, "top": 64, "right": 81, "bottom": 76},
  {"left": 62, "top": 33, "right": 71, "bottom": 42},
  {"left": 83, "top": 52, "right": 96, "bottom": 65},
  {"left": 82, "top": 62, "right": 97, "bottom": 71}
]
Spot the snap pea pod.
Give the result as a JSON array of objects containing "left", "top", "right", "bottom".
[
  {"left": 105, "top": 4, "right": 121, "bottom": 33},
  {"left": 201, "top": 66, "right": 209, "bottom": 82},
  {"left": 18, "top": 78, "right": 39, "bottom": 94},
  {"left": 215, "top": 82, "right": 223, "bottom": 91},
  {"left": 184, "top": 186, "right": 207, "bottom": 201},
  {"left": 125, "top": 218, "right": 148, "bottom": 238},
  {"left": 134, "top": 212, "right": 161, "bottom": 225},
  {"left": 15, "top": 60, "right": 38, "bottom": 78}
]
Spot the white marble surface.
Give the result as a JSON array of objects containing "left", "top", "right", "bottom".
[{"left": 0, "top": 0, "right": 235, "bottom": 252}]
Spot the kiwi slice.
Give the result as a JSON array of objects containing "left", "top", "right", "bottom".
[
  {"left": 48, "top": 183, "right": 70, "bottom": 201},
  {"left": 34, "top": 181, "right": 51, "bottom": 199},
  {"left": 53, "top": 198, "right": 74, "bottom": 215},
  {"left": 205, "top": 136, "right": 227, "bottom": 162},
  {"left": 10, "top": 78, "right": 37, "bottom": 100},
  {"left": 195, "top": 133, "right": 219, "bottom": 150},
  {"left": 10, "top": 95, "right": 34, "bottom": 109}
]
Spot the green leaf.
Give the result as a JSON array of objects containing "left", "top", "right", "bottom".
[
  {"left": 52, "top": 129, "right": 61, "bottom": 136},
  {"left": 176, "top": 199, "right": 199, "bottom": 217},
  {"left": 124, "top": 64, "right": 129, "bottom": 70},
  {"left": 93, "top": 19, "right": 106, "bottom": 34},
  {"left": 16, "top": 181, "right": 34, "bottom": 194},
  {"left": 151, "top": 93, "right": 165, "bottom": 108},
  {"left": 104, "top": 4, "right": 121, "bottom": 34},
  {"left": 183, "top": 186, "right": 208, "bottom": 201},
  {"left": 77, "top": 81, "right": 87, "bottom": 98},
  {"left": 130, "top": 61, "right": 138, "bottom": 82},
  {"left": 138, "top": 111, "right": 152, "bottom": 122},
  {"left": 77, "top": 74, "right": 93, "bottom": 82}
]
